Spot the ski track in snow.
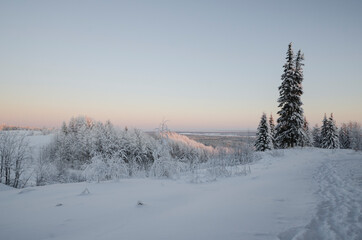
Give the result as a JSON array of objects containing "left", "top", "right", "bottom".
[{"left": 281, "top": 151, "right": 362, "bottom": 240}]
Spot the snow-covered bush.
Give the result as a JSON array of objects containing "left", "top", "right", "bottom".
[
  {"left": 121, "top": 129, "right": 156, "bottom": 176},
  {"left": 83, "top": 156, "right": 108, "bottom": 182},
  {"left": 35, "top": 117, "right": 256, "bottom": 184},
  {"left": 149, "top": 126, "right": 187, "bottom": 178},
  {"left": 150, "top": 150, "right": 186, "bottom": 179},
  {"left": 83, "top": 155, "right": 128, "bottom": 182},
  {"left": 34, "top": 146, "right": 59, "bottom": 186},
  {"left": 203, "top": 138, "right": 255, "bottom": 181},
  {"left": 155, "top": 131, "right": 214, "bottom": 163}
]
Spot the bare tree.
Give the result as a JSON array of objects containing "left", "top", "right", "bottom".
[{"left": 0, "top": 131, "right": 32, "bottom": 188}]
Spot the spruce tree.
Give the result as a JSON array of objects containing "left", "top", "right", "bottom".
[
  {"left": 328, "top": 113, "right": 340, "bottom": 148},
  {"left": 275, "top": 43, "right": 305, "bottom": 148},
  {"left": 301, "top": 117, "right": 313, "bottom": 147},
  {"left": 321, "top": 113, "right": 340, "bottom": 149},
  {"left": 339, "top": 123, "right": 351, "bottom": 149},
  {"left": 320, "top": 114, "right": 328, "bottom": 145},
  {"left": 255, "top": 113, "right": 273, "bottom": 151},
  {"left": 349, "top": 122, "right": 362, "bottom": 151},
  {"left": 269, "top": 114, "right": 276, "bottom": 148},
  {"left": 312, "top": 124, "right": 322, "bottom": 148}
]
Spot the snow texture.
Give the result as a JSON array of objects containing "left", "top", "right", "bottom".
[{"left": 1, "top": 149, "right": 361, "bottom": 240}]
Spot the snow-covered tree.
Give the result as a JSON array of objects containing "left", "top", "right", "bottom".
[
  {"left": 255, "top": 113, "right": 273, "bottom": 151},
  {"left": 301, "top": 117, "right": 313, "bottom": 147},
  {"left": 150, "top": 121, "right": 183, "bottom": 178},
  {"left": 269, "top": 114, "right": 277, "bottom": 148},
  {"left": 312, "top": 124, "right": 322, "bottom": 148},
  {"left": 339, "top": 122, "right": 362, "bottom": 151},
  {"left": 0, "top": 132, "right": 32, "bottom": 188},
  {"left": 339, "top": 123, "right": 351, "bottom": 149},
  {"left": 349, "top": 122, "right": 362, "bottom": 151},
  {"left": 275, "top": 44, "right": 305, "bottom": 148},
  {"left": 321, "top": 113, "right": 339, "bottom": 149},
  {"left": 320, "top": 114, "right": 328, "bottom": 146},
  {"left": 61, "top": 121, "right": 68, "bottom": 135}
]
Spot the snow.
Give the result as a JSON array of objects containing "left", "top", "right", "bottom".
[
  {"left": 26, "top": 132, "right": 54, "bottom": 149},
  {"left": 0, "top": 149, "right": 361, "bottom": 240}
]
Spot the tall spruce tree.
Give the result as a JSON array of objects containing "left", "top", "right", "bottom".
[
  {"left": 275, "top": 43, "right": 305, "bottom": 148},
  {"left": 269, "top": 114, "right": 276, "bottom": 148},
  {"left": 255, "top": 113, "right": 273, "bottom": 151},
  {"left": 321, "top": 113, "right": 340, "bottom": 149}
]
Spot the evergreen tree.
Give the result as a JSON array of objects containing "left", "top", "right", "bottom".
[
  {"left": 275, "top": 43, "right": 305, "bottom": 148},
  {"left": 320, "top": 114, "right": 328, "bottom": 146},
  {"left": 339, "top": 123, "right": 351, "bottom": 149},
  {"left": 255, "top": 113, "right": 273, "bottom": 151},
  {"left": 301, "top": 117, "right": 313, "bottom": 147},
  {"left": 349, "top": 122, "right": 362, "bottom": 151},
  {"left": 312, "top": 124, "right": 322, "bottom": 148},
  {"left": 269, "top": 114, "right": 276, "bottom": 148},
  {"left": 321, "top": 113, "right": 340, "bottom": 149}
]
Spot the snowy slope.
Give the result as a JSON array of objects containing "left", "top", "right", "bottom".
[{"left": 0, "top": 149, "right": 361, "bottom": 240}]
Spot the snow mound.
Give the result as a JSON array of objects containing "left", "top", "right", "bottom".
[{"left": 0, "top": 183, "right": 13, "bottom": 191}]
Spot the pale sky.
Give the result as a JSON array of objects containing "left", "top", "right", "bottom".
[{"left": 1, "top": 0, "right": 361, "bottom": 131}]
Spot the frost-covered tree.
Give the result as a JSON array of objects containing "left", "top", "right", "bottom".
[
  {"left": 255, "top": 113, "right": 273, "bottom": 151},
  {"left": 339, "top": 122, "right": 362, "bottom": 151},
  {"left": 339, "top": 123, "right": 351, "bottom": 149},
  {"left": 39, "top": 116, "right": 256, "bottom": 183},
  {"left": 320, "top": 114, "right": 328, "bottom": 146},
  {"left": 0, "top": 132, "right": 32, "bottom": 188},
  {"left": 312, "top": 124, "right": 322, "bottom": 148},
  {"left": 61, "top": 122, "right": 68, "bottom": 135},
  {"left": 275, "top": 44, "right": 305, "bottom": 148},
  {"left": 349, "top": 122, "right": 362, "bottom": 151},
  {"left": 269, "top": 114, "right": 277, "bottom": 148},
  {"left": 301, "top": 117, "right": 313, "bottom": 147},
  {"left": 150, "top": 121, "right": 182, "bottom": 178},
  {"left": 321, "top": 113, "right": 339, "bottom": 149}
]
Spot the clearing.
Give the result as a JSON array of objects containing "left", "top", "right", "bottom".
[{"left": 0, "top": 149, "right": 361, "bottom": 240}]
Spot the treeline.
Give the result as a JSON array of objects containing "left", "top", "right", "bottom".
[
  {"left": 38, "top": 117, "right": 213, "bottom": 184},
  {"left": 255, "top": 43, "right": 361, "bottom": 151},
  {"left": 312, "top": 120, "right": 362, "bottom": 150},
  {"left": 255, "top": 113, "right": 361, "bottom": 151},
  {"left": 0, "top": 124, "right": 50, "bottom": 132},
  {"left": 0, "top": 116, "right": 255, "bottom": 188}
]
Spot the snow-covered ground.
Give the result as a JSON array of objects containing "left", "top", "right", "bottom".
[{"left": 0, "top": 149, "right": 361, "bottom": 240}]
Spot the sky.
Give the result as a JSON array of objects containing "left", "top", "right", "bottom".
[{"left": 1, "top": 0, "right": 361, "bottom": 131}]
